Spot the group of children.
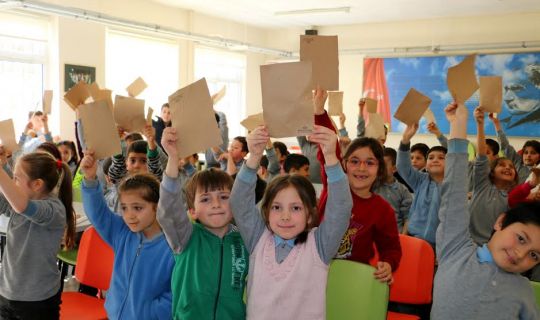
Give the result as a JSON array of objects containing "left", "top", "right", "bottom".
[{"left": 0, "top": 86, "right": 540, "bottom": 319}]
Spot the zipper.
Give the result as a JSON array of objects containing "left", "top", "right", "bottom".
[
  {"left": 117, "top": 236, "right": 144, "bottom": 319},
  {"left": 212, "top": 239, "right": 224, "bottom": 320}
]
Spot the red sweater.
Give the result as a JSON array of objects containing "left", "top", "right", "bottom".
[
  {"left": 315, "top": 111, "right": 401, "bottom": 271},
  {"left": 509, "top": 182, "right": 534, "bottom": 208}
]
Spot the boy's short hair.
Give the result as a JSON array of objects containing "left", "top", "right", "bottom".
[
  {"left": 283, "top": 154, "right": 310, "bottom": 173},
  {"left": 273, "top": 141, "right": 289, "bottom": 157},
  {"left": 127, "top": 140, "right": 148, "bottom": 155},
  {"left": 485, "top": 138, "right": 500, "bottom": 155},
  {"left": 427, "top": 145, "right": 448, "bottom": 157},
  {"left": 214, "top": 112, "right": 220, "bottom": 125},
  {"left": 260, "top": 155, "right": 269, "bottom": 169},
  {"left": 28, "top": 110, "right": 43, "bottom": 119},
  {"left": 383, "top": 147, "right": 397, "bottom": 166},
  {"left": 234, "top": 136, "right": 249, "bottom": 153},
  {"left": 161, "top": 103, "right": 169, "bottom": 110},
  {"left": 125, "top": 132, "right": 144, "bottom": 143},
  {"left": 411, "top": 143, "right": 429, "bottom": 159},
  {"left": 523, "top": 140, "right": 540, "bottom": 154},
  {"left": 184, "top": 168, "right": 234, "bottom": 210},
  {"left": 501, "top": 202, "right": 540, "bottom": 230}
]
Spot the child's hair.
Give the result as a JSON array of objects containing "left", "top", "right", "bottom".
[
  {"left": 214, "top": 112, "right": 220, "bottom": 125},
  {"left": 411, "top": 143, "right": 429, "bottom": 159},
  {"left": 273, "top": 141, "right": 289, "bottom": 158},
  {"left": 125, "top": 132, "right": 144, "bottom": 144},
  {"left": 37, "top": 142, "right": 62, "bottom": 161},
  {"left": 383, "top": 147, "right": 397, "bottom": 166},
  {"left": 118, "top": 173, "right": 160, "bottom": 204},
  {"left": 260, "top": 155, "right": 269, "bottom": 169},
  {"left": 489, "top": 157, "right": 519, "bottom": 187},
  {"left": 127, "top": 140, "right": 148, "bottom": 155},
  {"left": 184, "top": 168, "right": 234, "bottom": 210},
  {"left": 56, "top": 140, "right": 79, "bottom": 164},
  {"left": 28, "top": 110, "right": 43, "bottom": 120},
  {"left": 19, "top": 153, "right": 75, "bottom": 249},
  {"left": 523, "top": 140, "right": 540, "bottom": 158},
  {"left": 486, "top": 138, "right": 500, "bottom": 156},
  {"left": 260, "top": 175, "right": 318, "bottom": 244},
  {"left": 161, "top": 103, "right": 169, "bottom": 110},
  {"left": 500, "top": 202, "right": 540, "bottom": 230},
  {"left": 283, "top": 154, "right": 310, "bottom": 173},
  {"left": 342, "top": 137, "right": 386, "bottom": 190},
  {"left": 427, "top": 145, "right": 448, "bottom": 157},
  {"left": 234, "top": 136, "right": 249, "bottom": 153}
]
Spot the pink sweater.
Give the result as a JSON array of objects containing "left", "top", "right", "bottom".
[{"left": 247, "top": 229, "right": 328, "bottom": 320}]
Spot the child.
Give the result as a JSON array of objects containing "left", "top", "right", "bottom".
[
  {"left": 410, "top": 143, "right": 429, "bottom": 171},
  {"left": 397, "top": 122, "right": 446, "bottom": 247},
  {"left": 230, "top": 125, "right": 352, "bottom": 319},
  {"left": 314, "top": 88, "right": 401, "bottom": 283},
  {"left": 0, "top": 152, "right": 75, "bottom": 319},
  {"left": 375, "top": 147, "right": 413, "bottom": 233},
  {"left": 469, "top": 107, "right": 518, "bottom": 245},
  {"left": 80, "top": 150, "right": 174, "bottom": 320},
  {"left": 258, "top": 155, "right": 269, "bottom": 180},
  {"left": 283, "top": 153, "right": 310, "bottom": 178},
  {"left": 431, "top": 102, "right": 539, "bottom": 319},
  {"left": 152, "top": 102, "right": 172, "bottom": 151},
  {"left": 157, "top": 127, "right": 249, "bottom": 320},
  {"left": 264, "top": 140, "right": 289, "bottom": 181},
  {"left": 213, "top": 136, "right": 248, "bottom": 175},
  {"left": 57, "top": 140, "right": 79, "bottom": 176},
  {"left": 509, "top": 167, "right": 540, "bottom": 208}
]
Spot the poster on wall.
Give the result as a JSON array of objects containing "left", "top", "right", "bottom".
[
  {"left": 64, "top": 64, "right": 96, "bottom": 92},
  {"left": 372, "top": 53, "right": 540, "bottom": 137}
]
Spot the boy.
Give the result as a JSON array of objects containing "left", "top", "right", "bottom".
[
  {"left": 152, "top": 103, "right": 171, "bottom": 151},
  {"left": 432, "top": 102, "right": 539, "bottom": 319},
  {"left": 157, "top": 127, "right": 248, "bottom": 320},
  {"left": 212, "top": 136, "right": 248, "bottom": 175},
  {"left": 410, "top": 143, "right": 429, "bottom": 171},
  {"left": 375, "top": 147, "right": 412, "bottom": 233},
  {"left": 397, "top": 122, "right": 446, "bottom": 247},
  {"left": 283, "top": 153, "right": 310, "bottom": 178}
]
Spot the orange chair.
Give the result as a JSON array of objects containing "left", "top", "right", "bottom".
[
  {"left": 387, "top": 234, "right": 435, "bottom": 320},
  {"left": 60, "top": 227, "right": 114, "bottom": 320}
]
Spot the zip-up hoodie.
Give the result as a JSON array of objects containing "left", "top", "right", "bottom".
[{"left": 82, "top": 179, "right": 174, "bottom": 320}]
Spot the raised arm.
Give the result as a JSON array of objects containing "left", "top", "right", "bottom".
[
  {"left": 397, "top": 122, "right": 427, "bottom": 190},
  {"left": 427, "top": 122, "right": 448, "bottom": 148},
  {"left": 357, "top": 98, "right": 366, "bottom": 138}
]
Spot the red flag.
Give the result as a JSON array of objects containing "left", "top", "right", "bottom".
[{"left": 363, "top": 58, "right": 391, "bottom": 128}]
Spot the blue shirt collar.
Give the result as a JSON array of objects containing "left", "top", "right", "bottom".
[
  {"left": 477, "top": 244, "right": 495, "bottom": 263},
  {"left": 273, "top": 235, "right": 296, "bottom": 248}
]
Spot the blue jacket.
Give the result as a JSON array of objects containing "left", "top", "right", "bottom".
[{"left": 82, "top": 180, "right": 174, "bottom": 320}]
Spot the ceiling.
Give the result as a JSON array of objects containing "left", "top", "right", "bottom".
[{"left": 152, "top": 0, "right": 540, "bottom": 29}]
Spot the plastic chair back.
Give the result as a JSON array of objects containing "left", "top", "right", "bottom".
[
  {"left": 531, "top": 281, "right": 540, "bottom": 308},
  {"left": 390, "top": 234, "right": 435, "bottom": 304},
  {"left": 327, "top": 259, "right": 389, "bottom": 320},
  {"left": 75, "top": 226, "right": 114, "bottom": 290}
]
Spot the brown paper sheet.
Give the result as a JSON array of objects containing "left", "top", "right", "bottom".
[
  {"left": 42, "top": 90, "right": 53, "bottom": 114},
  {"left": 240, "top": 112, "right": 265, "bottom": 131},
  {"left": 92, "top": 89, "right": 114, "bottom": 112},
  {"left": 87, "top": 82, "right": 101, "bottom": 99},
  {"left": 212, "top": 86, "right": 227, "bottom": 105},
  {"left": 365, "top": 113, "right": 386, "bottom": 140},
  {"left": 479, "top": 76, "right": 502, "bottom": 113},
  {"left": 423, "top": 107, "right": 436, "bottom": 124},
  {"left": 114, "top": 95, "right": 146, "bottom": 133},
  {"left": 126, "top": 77, "right": 148, "bottom": 98},
  {"left": 447, "top": 54, "right": 479, "bottom": 104},
  {"left": 365, "top": 98, "right": 378, "bottom": 113},
  {"left": 168, "top": 78, "right": 223, "bottom": 158},
  {"left": 0, "top": 119, "right": 20, "bottom": 153},
  {"left": 393, "top": 88, "right": 432, "bottom": 125},
  {"left": 64, "top": 81, "right": 90, "bottom": 110},
  {"left": 328, "top": 91, "right": 343, "bottom": 116},
  {"left": 146, "top": 107, "right": 154, "bottom": 124},
  {"left": 300, "top": 35, "right": 339, "bottom": 91},
  {"left": 260, "top": 61, "right": 313, "bottom": 138},
  {"left": 78, "top": 100, "right": 122, "bottom": 160}
]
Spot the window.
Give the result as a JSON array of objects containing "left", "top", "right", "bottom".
[
  {"left": 194, "top": 46, "right": 246, "bottom": 139},
  {"left": 106, "top": 30, "right": 179, "bottom": 114},
  {"left": 0, "top": 12, "right": 48, "bottom": 136}
]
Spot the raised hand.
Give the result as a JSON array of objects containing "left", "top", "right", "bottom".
[
  {"left": 473, "top": 106, "right": 485, "bottom": 125},
  {"left": 313, "top": 86, "right": 328, "bottom": 115},
  {"left": 161, "top": 127, "right": 178, "bottom": 159},
  {"left": 402, "top": 122, "right": 419, "bottom": 145},
  {"left": 488, "top": 112, "right": 502, "bottom": 131},
  {"left": 245, "top": 126, "right": 270, "bottom": 169},
  {"left": 339, "top": 112, "right": 346, "bottom": 129},
  {"left": 143, "top": 124, "right": 157, "bottom": 150},
  {"left": 307, "top": 125, "right": 338, "bottom": 166},
  {"left": 427, "top": 122, "right": 442, "bottom": 136},
  {"left": 80, "top": 149, "right": 98, "bottom": 180},
  {"left": 445, "top": 102, "right": 468, "bottom": 139}
]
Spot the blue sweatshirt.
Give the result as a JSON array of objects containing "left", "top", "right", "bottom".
[{"left": 82, "top": 179, "right": 174, "bottom": 320}]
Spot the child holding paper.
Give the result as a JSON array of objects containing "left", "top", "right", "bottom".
[{"left": 212, "top": 136, "right": 248, "bottom": 176}]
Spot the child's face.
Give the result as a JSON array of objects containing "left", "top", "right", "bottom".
[
  {"left": 493, "top": 159, "right": 516, "bottom": 184},
  {"left": 383, "top": 156, "right": 396, "bottom": 178},
  {"left": 161, "top": 107, "right": 171, "bottom": 123},
  {"left": 126, "top": 152, "right": 148, "bottom": 174},
  {"left": 290, "top": 165, "right": 310, "bottom": 179},
  {"left": 410, "top": 151, "right": 426, "bottom": 170},
  {"left": 344, "top": 147, "right": 379, "bottom": 195},
  {"left": 486, "top": 147, "right": 498, "bottom": 162},
  {"left": 229, "top": 140, "right": 246, "bottom": 161},
  {"left": 426, "top": 151, "right": 446, "bottom": 176},
  {"left": 190, "top": 187, "right": 233, "bottom": 236},
  {"left": 268, "top": 186, "right": 310, "bottom": 240},
  {"left": 488, "top": 216, "right": 540, "bottom": 274},
  {"left": 120, "top": 190, "right": 160, "bottom": 238},
  {"left": 58, "top": 145, "right": 72, "bottom": 164},
  {"left": 13, "top": 163, "right": 40, "bottom": 199},
  {"left": 523, "top": 146, "right": 540, "bottom": 166}
]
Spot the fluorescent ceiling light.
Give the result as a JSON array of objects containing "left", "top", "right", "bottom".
[{"left": 275, "top": 6, "right": 350, "bottom": 16}]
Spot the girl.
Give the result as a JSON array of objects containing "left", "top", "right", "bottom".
[
  {"left": 230, "top": 125, "right": 352, "bottom": 319},
  {"left": 469, "top": 107, "right": 519, "bottom": 245},
  {"left": 314, "top": 88, "right": 402, "bottom": 283},
  {"left": 0, "top": 152, "right": 75, "bottom": 319},
  {"left": 80, "top": 149, "right": 174, "bottom": 320},
  {"left": 57, "top": 140, "right": 79, "bottom": 177}
]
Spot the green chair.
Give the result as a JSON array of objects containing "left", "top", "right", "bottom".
[
  {"left": 327, "top": 259, "right": 389, "bottom": 320},
  {"left": 531, "top": 281, "right": 540, "bottom": 308},
  {"left": 57, "top": 247, "right": 79, "bottom": 292}
]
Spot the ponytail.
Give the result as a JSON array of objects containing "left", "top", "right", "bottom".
[{"left": 58, "top": 161, "right": 76, "bottom": 249}]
